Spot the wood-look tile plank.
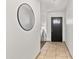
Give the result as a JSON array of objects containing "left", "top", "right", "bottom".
[{"left": 36, "top": 42, "right": 72, "bottom": 59}]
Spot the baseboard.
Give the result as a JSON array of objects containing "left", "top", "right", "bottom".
[
  {"left": 35, "top": 51, "right": 41, "bottom": 59},
  {"left": 64, "top": 42, "right": 73, "bottom": 59}
]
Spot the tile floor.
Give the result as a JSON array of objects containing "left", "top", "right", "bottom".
[{"left": 37, "top": 42, "right": 72, "bottom": 59}]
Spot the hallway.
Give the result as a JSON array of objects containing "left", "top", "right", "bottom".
[
  {"left": 37, "top": 42, "right": 72, "bottom": 59},
  {"left": 6, "top": 0, "right": 73, "bottom": 59}
]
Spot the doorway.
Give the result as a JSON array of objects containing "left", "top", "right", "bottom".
[{"left": 51, "top": 17, "right": 62, "bottom": 42}]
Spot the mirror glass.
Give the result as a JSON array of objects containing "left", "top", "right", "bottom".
[{"left": 17, "top": 3, "right": 35, "bottom": 31}]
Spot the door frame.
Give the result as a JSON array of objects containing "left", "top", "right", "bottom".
[{"left": 51, "top": 17, "right": 63, "bottom": 42}]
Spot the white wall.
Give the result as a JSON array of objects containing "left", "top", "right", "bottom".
[
  {"left": 40, "top": 11, "right": 66, "bottom": 41},
  {"left": 40, "top": 0, "right": 66, "bottom": 42},
  {"left": 47, "top": 11, "right": 66, "bottom": 41},
  {"left": 65, "top": 0, "right": 73, "bottom": 57},
  {"left": 6, "top": 0, "right": 40, "bottom": 59}
]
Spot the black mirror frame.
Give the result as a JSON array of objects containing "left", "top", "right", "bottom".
[{"left": 17, "top": 3, "right": 35, "bottom": 31}]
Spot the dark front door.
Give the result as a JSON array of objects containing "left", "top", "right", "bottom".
[{"left": 51, "top": 17, "right": 62, "bottom": 42}]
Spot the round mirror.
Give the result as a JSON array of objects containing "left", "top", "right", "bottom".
[{"left": 17, "top": 3, "right": 35, "bottom": 31}]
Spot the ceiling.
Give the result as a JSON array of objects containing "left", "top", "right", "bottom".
[{"left": 41, "top": 0, "right": 69, "bottom": 11}]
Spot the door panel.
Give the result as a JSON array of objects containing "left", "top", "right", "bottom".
[{"left": 51, "top": 17, "right": 62, "bottom": 42}]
